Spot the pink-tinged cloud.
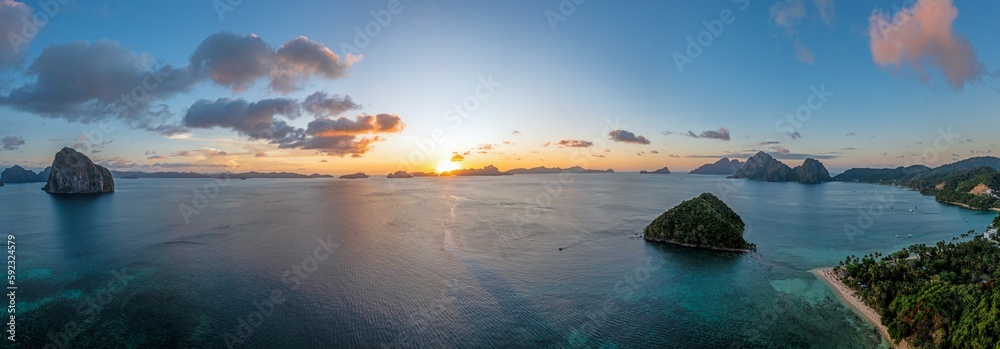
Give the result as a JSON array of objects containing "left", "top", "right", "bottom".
[{"left": 869, "top": 0, "right": 985, "bottom": 89}]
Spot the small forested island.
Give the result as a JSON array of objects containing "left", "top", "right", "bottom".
[
  {"left": 643, "top": 193, "right": 754, "bottom": 252},
  {"left": 829, "top": 224, "right": 1000, "bottom": 348},
  {"left": 640, "top": 167, "right": 671, "bottom": 174}
]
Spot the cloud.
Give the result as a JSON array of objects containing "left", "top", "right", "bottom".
[
  {"left": 147, "top": 155, "right": 167, "bottom": 161},
  {"left": 650, "top": 150, "right": 659, "bottom": 154},
  {"left": 813, "top": 0, "right": 836, "bottom": 25},
  {"left": 868, "top": 0, "right": 986, "bottom": 89},
  {"left": 303, "top": 92, "right": 359, "bottom": 116},
  {"left": 0, "top": 39, "right": 198, "bottom": 135},
  {"left": 759, "top": 141, "right": 782, "bottom": 145},
  {"left": 769, "top": 0, "right": 830, "bottom": 64},
  {"left": 183, "top": 98, "right": 301, "bottom": 138},
  {"left": 845, "top": 132, "right": 856, "bottom": 137},
  {"left": 1, "top": 135, "right": 25, "bottom": 150},
  {"left": 608, "top": 129, "right": 651, "bottom": 144},
  {"left": 785, "top": 131, "right": 802, "bottom": 139},
  {"left": 542, "top": 142, "right": 551, "bottom": 147},
  {"left": 511, "top": 130, "right": 521, "bottom": 136},
  {"left": 556, "top": 139, "right": 594, "bottom": 148},
  {"left": 182, "top": 97, "right": 403, "bottom": 157},
  {"left": 0, "top": 32, "right": 361, "bottom": 138},
  {"left": 451, "top": 154, "right": 465, "bottom": 162},
  {"left": 684, "top": 127, "right": 731, "bottom": 141},
  {"left": 770, "top": 0, "right": 806, "bottom": 36},
  {"left": 0, "top": 0, "right": 32, "bottom": 66},
  {"left": 669, "top": 154, "right": 680, "bottom": 158},
  {"left": 190, "top": 33, "right": 357, "bottom": 93}
]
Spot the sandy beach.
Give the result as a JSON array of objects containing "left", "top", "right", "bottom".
[{"left": 812, "top": 268, "right": 909, "bottom": 349}]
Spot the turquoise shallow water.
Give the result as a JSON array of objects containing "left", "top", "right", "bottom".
[{"left": 1, "top": 174, "right": 994, "bottom": 348}]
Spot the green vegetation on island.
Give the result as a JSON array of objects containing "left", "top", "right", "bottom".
[
  {"left": 643, "top": 193, "right": 754, "bottom": 251},
  {"left": 835, "top": 217, "right": 1000, "bottom": 348},
  {"left": 834, "top": 157, "right": 1000, "bottom": 211}
]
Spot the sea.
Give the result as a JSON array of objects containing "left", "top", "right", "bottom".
[{"left": 2, "top": 173, "right": 994, "bottom": 348}]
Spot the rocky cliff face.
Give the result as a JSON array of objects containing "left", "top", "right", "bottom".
[
  {"left": 731, "top": 152, "right": 831, "bottom": 184},
  {"left": 730, "top": 152, "right": 796, "bottom": 182},
  {"left": 42, "top": 147, "right": 115, "bottom": 194},
  {"left": 690, "top": 158, "right": 743, "bottom": 175},
  {"left": 1, "top": 165, "right": 50, "bottom": 183},
  {"left": 794, "top": 158, "right": 832, "bottom": 184}
]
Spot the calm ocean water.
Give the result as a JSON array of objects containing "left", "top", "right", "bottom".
[{"left": 2, "top": 174, "right": 994, "bottom": 348}]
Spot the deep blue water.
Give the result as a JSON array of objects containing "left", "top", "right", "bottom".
[{"left": 2, "top": 174, "right": 994, "bottom": 348}]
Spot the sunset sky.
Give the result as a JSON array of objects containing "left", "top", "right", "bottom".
[{"left": 1, "top": 0, "right": 998, "bottom": 174}]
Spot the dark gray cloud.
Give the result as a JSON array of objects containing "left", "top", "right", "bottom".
[
  {"left": 189, "top": 32, "right": 272, "bottom": 92},
  {"left": 556, "top": 139, "right": 594, "bottom": 148},
  {"left": 1, "top": 135, "right": 25, "bottom": 150},
  {"left": 190, "top": 33, "right": 354, "bottom": 93},
  {"left": 303, "top": 92, "right": 359, "bottom": 116},
  {"left": 183, "top": 97, "right": 403, "bottom": 157},
  {"left": 0, "top": 40, "right": 197, "bottom": 135},
  {"left": 608, "top": 129, "right": 651, "bottom": 144},
  {"left": 271, "top": 37, "right": 353, "bottom": 92},
  {"left": 684, "top": 127, "right": 730, "bottom": 141},
  {"left": 785, "top": 131, "right": 802, "bottom": 139},
  {"left": 2, "top": 32, "right": 356, "bottom": 137},
  {"left": 183, "top": 98, "right": 301, "bottom": 138},
  {"left": 0, "top": 0, "right": 32, "bottom": 66}
]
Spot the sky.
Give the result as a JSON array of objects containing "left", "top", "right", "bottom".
[{"left": 0, "top": 0, "right": 998, "bottom": 175}]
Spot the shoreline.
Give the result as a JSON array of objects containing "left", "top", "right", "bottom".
[
  {"left": 811, "top": 268, "right": 908, "bottom": 349},
  {"left": 937, "top": 200, "right": 1000, "bottom": 213},
  {"left": 643, "top": 238, "right": 753, "bottom": 253}
]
